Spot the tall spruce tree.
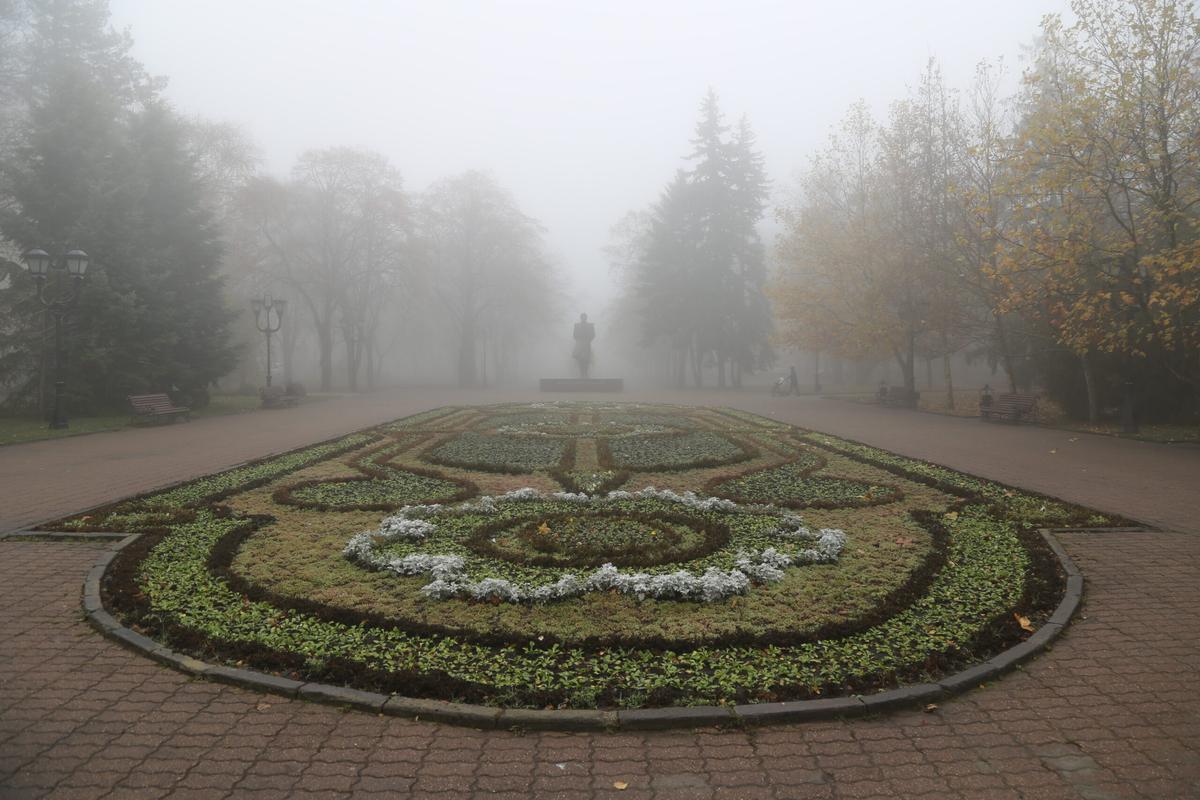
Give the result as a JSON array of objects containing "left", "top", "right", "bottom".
[
  {"left": 633, "top": 89, "right": 772, "bottom": 387},
  {"left": 0, "top": 0, "right": 236, "bottom": 411}
]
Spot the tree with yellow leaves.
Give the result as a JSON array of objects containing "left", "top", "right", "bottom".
[
  {"left": 774, "top": 64, "right": 971, "bottom": 407},
  {"left": 993, "top": 0, "right": 1200, "bottom": 424}
]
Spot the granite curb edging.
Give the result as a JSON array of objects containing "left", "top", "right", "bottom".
[
  {"left": 79, "top": 527, "right": 1094, "bottom": 732},
  {"left": 0, "top": 530, "right": 132, "bottom": 541}
]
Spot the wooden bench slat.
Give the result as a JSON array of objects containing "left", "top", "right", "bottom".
[
  {"left": 260, "top": 386, "right": 301, "bottom": 409},
  {"left": 981, "top": 392, "right": 1037, "bottom": 422},
  {"left": 128, "top": 393, "right": 190, "bottom": 424}
]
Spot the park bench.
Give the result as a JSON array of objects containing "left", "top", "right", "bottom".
[
  {"left": 879, "top": 386, "right": 919, "bottom": 408},
  {"left": 980, "top": 392, "right": 1038, "bottom": 422},
  {"left": 260, "top": 384, "right": 301, "bottom": 409},
  {"left": 128, "top": 393, "right": 190, "bottom": 424}
]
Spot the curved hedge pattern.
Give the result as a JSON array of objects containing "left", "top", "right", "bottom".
[{"left": 64, "top": 402, "right": 1121, "bottom": 710}]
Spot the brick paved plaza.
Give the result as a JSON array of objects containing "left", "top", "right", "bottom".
[{"left": 2, "top": 390, "right": 1198, "bottom": 799}]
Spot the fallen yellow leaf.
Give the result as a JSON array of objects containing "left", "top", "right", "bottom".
[
  {"left": 613, "top": 781, "right": 629, "bottom": 790},
  {"left": 1014, "top": 613, "right": 1035, "bottom": 633}
]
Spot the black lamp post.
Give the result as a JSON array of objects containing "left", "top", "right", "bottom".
[
  {"left": 251, "top": 295, "right": 286, "bottom": 387},
  {"left": 22, "top": 248, "right": 89, "bottom": 429}
]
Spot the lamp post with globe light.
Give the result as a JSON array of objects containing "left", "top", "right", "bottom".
[
  {"left": 22, "top": 248, "right": 89, "bottom": 429},
  {"left": 251, "top": 295, "right": 286, "bottom": 388}
]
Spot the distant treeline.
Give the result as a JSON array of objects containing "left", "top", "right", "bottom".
[
  {"left": 3, "top": 0, "right": 1197, "bottom": 424},
  {"left": 0, "top": 0, "right": 559, "bottom": 413},
  {"left": 770, "top": 0, "right": 1200, "bottom": 423}
]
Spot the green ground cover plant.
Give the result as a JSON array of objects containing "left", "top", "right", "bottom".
[
  {"left": 602, "top": 431, "right": 753, "bottom": 471},
  {"left": 424, "top": 432, "right": 570, "bottom": 473},
  {"left": 711, "top": 462, "right": 902, "bottom": 509},
  {"left": 71, "top": 402, "right": 1113, "bottom": 710}
]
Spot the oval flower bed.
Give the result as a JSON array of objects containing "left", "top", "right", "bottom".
[
  {"left": 59, "top": 402, "right": 1123, "bottom": 711},
  {"left": 343, "top": 488, "right": 846, "bottom": 602}
]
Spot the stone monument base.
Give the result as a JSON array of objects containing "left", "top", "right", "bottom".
[{"left": 539, "top": 378, "right": 624, "bottom": 393}]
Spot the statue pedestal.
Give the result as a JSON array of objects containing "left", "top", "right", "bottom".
[{"left": 539, "top": 378, "right": 624, "bottom": 392}]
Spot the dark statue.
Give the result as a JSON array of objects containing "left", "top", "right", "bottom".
[{"left": 572, "top": 313, "right": 595, "bottom": 378}]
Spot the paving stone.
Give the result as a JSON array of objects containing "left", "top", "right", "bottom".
[
  {"left": 938, "top": 660, "right": 1007, "bottom": 694},
  {"left": 617, "top": 705, "right": 736, "bottom": 731},
  {"left": 1, "top": 391, "right": 1198, "bottom": 799},
  {"left": 859, "top": 683, "right": 944, "bottom": 714},
  {"left": 734, "top": 697, "right": 866, "bottom": 725},
  {"left": 499, "top": 707, "right": 616, "bottom": 732},
  {"left": 381, "top": 696, "right": 501, "bottom": 728},
  {"left": 206, "top": 666, "right": 302, "bottom": 697}
]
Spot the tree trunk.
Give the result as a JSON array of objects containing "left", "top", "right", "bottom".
[
  {"left": 281, "top": 321, "right": 296, "bottom": 387},
  {"left": 896, "top": 332, "right": 917, "bottom": 408},
  {"left": 994, "top": 314, "right": 1017, "bottom": 393},
  {"left": 903, "top": 362, "right": 916, "bottom": 405},
  {"left": 344, "top": 333, "right": 359, "bottom": 392},
  {"left": 1121, "top": 365, "right": 1138, "bottom": 434},
  {"left": 925, "top": 357, "right": 934, "bottom": 389},
  {"left": 1081, "top": 352, "right": 1099, "bottom": 424},
  {"left": 317, "top": 323, "right": 333, "bottom": 391},
  {"left": 813, "top": 351, "right": 822, "bottom": 394},
  {"left": 39, "top": 308, "right": 49, "bottom": 419},
  {"left": 940, "top": 330, "right": 954, "bottom": 410},
  {"left": 943, "top": 352, "right": 954, "bottom": 410},
  {"left": 478, "top": 336, "right": 488, "bottom": 387},
  {"left": 365, "top": 338, "right": 376, "bottom": 390},
  {"left": 457, "top": 322, "right": 477, "bottom": 388}
]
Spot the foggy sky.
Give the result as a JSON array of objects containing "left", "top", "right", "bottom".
[{"left": 109, "top": 0, "right": 1072, "bottom": 311}]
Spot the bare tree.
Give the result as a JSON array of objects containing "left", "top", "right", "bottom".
[
  {"left": 419, "top": 171, "right": 558, "bottom": 387},
  {"left": 242, "top": 148, "right": 411, "bottom": 391}
]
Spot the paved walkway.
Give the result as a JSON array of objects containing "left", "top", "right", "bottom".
[
  {"left": 717, "top": 394, "right": 1200, "bottom": 534},
  {"left": 3, "top": 388, "right": 1197, "bottom": 534},
  {"left": 2, "top": 388, "right": 1198, "bottom": 799}
]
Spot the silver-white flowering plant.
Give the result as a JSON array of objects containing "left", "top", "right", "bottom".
[{"left": 343, "top": 488, "right": 847, "bottom": 604}]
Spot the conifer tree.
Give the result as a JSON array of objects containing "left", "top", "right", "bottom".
[
  {"left": 631, "top": 89, "right": 772, "bottom": 387},
  {"left": 0, "top": 0, "right": 237, "bottom": 410}
]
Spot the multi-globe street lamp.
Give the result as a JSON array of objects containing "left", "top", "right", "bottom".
[
  {"left": 250, "top": 294, "right": 286, "bottom": 388},
  {"left": 22, "top": 248, "right": 89, "bottom": 429}
]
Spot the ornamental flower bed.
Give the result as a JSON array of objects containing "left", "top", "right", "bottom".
[
  {"left": 62, "top": 402, "right": 1124, "bottom": 711},
  {"left": 343, "top": 488, "right": 846, "bottom": 602}
]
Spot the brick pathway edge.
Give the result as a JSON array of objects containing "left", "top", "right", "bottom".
[{"left": 79, "top": 527, "right": 1095, "bottom": 732}]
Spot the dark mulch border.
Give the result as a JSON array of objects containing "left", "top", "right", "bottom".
[
  {"left": 798, "top": 431, "right": 1142, "bottom": 529},
  {"left": 271, "top": 438, "right": 477, "bottom": 512},
  {"left": 704, "top": 449, "right": 906, "bottom": 510},
  {"left": 547, "top": 466, "right": 631, "bottom": 495},
  {"left": 464, "top": 509, "right": 729, "bottom": 569},
  {"left": 68, "top": 401, "right": 1097, "bottom": 725},
  {"left": 87, "top": 516, "right": 1086, "bottom": 727},
  {"left": 178, "top": 504, "right": 951, "bottom": 655}
]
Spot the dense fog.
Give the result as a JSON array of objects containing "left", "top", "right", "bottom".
[{"left": 2, "top": 0, "right": 1197, "bottom": 425}]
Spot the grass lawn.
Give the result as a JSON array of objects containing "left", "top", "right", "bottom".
[{"left": 0, "top": 393, "right": 262, "bottom": 446}]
